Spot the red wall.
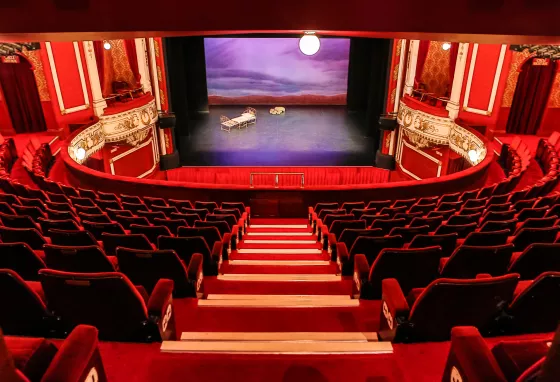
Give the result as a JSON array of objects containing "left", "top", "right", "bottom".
[
  {"left": 457, "top": 44, "right": 512, "bottom": 136},
  {"left": 39, "top": 42, "right": 95, "bottom": 135},
  {"left": 0, "top": 84, "right": 15, "bottom": 135}
]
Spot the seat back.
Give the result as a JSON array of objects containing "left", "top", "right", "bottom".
[
  {"left": 0, "top": 243, "right": 46, "bottom": 281},
  {"left": 82, "top": 221, "right": 125, "bottom": 240},
  {"left": 0, "top": 201, "right": 16, "bottom": 215},
  {"left": 113, "top": 215, "right": 150, "bottom": 229},
  {"left": 460, "top": 189, "right": 480, "bottom": 202},
  {"left": 426, "top": 209, "right": 455, "bottom": 220},
  {"left": 379, "top": 205, "right": 408, "bottom": 217},
  {"left": 511, "top": 198, "right": 537, "bottom": 212},
  {"left": 409, "top": 203, "right": 437, "bottom": 215},
  {"left": 214, "top": 208, "right": 241, "bottom": 220},
  {"left": 389, "top": 225, "right": 431, "bottom": 243},
  {"left": 350, "top": 208, "right": 376, "bottom": 219},
  {"left": 78, "top": 212, "right": 112, "bottom": 224},
  {"left": 338, "top": 228, "right": 383, "bottom": 251},
  {"left": 393, "top": 212, "right": 423, "bottom": 225},
  {"left": 0, "top": 269, "right": 49, "bottom": 336},
  {"left": 120, "top": 195, "right": 143, "bottom": 204},
  {"left": 170, "top": 212, "right": 199, "bottom": 227},
  {"left": 350, "top": 235, "right": 405, "bottom": 265},
  {"left": 509, "top": 243, "right": 560, "bottom": 280},
  {"left": 434, "top": 222, "right": 477, "bottom": 238},
  {"left": 97, "top": 191, "right": 120, "bottom": 202},
  {"left": 49, "top": 229, "right": 98, "bottom": 247},
  {"left": 323, "top": 214, "right": 354, "bottom": 229},
  {"left": 181, "top": 208, "right": 210, "bottom": 220},
  {"left": 318, "top": 209, "right": 345, "bottom": 220},
  {"left": 341, "top": 202, "right": 365, "bottom": 213},
  {"left": 0, "top": 227, "right": 46, "bottom": 249},
  {"left": 157, "top": 236, "right": 211, "bottom": 266},
  {"left": 409, "top": 216, "right": 443, "bottom": 230},
  {"left": 74, "top": 205, "right": 103, "bottom": 215},
  {"left": 314, "top": 202, "right": 339, "bottom": 214},
  {"left": 178, "top": 226, "right": 222, "bottom": 246},
  {"left": 515, "top": 216, "right": 558, "bottom": 235},
  {"left": 150, "top": 205, "right": 179, "bottom": 218},
  {"left": 116, "top": 248, "right": 197, "bottom": 298},
  {"left": 44, "top": 245, "right": 115, "bottom": 273},
  {"left": 194, "top": 220, "right": 230, "bottom": 236},
  {"left": 366, "top": 200, "right": 392, "bottom": 210},
  {"left": 136, "top": 210, "right": 167, "bottom": 224},
  {"left": 479, "top": 219, "right": 518, "bottom": 233},
  {"left": 45, "top": 209, "right": 78, "bottom": 222},
  {"left": 437, "top": 201, "right": 463, "bottom": 212},
  {"left": 143, "top": 196, "right": 167, "bottom": 208},
  {"left": 392, "top": 198, "right": 417, "bottom": 208},
  {"left": 369, "top": 246, "right": 442, "bottom": 298},
  {"left": 222, "top": 202, "right": 245, "bottom": 213},
  {"left": 168, "top": 199, "right": 193, "bottom": 210},
  {"left": 447, "top": 213, "right": 482, "bottom": 226},
  {"left": 154, "top": 218, "right": 188, "bottom": 235},
  {"left": 371, "top": 218, "right": 407, "bottom": 234},
  {"left": 362, "top": 214, "right": 389, "bottom": 227},
  {"left": 129, "top": 224, "right": 172, "bottom": 245},
  {"left": 516, "top": 207, "right": 548, "bottom": 222},
  {"left": 39, "top": 270, "right": 153, "bottom": 341},
  {"left": 507, "top": 272, "right": 560, "bottom": 334},
  {"left": 512, "top": 227, "right": 560, "bottom": 251},
  {"left": 441, "top": 244, "right": 514, "bottom": 279},
  {"left": 416, "top": 196, "right": 439, "bottom": 205},
  {"left": 408, "top": 233, "right": 458, "bottom": 258},
  {"left": 207, "top": 214, "right": 236, "bottom": 229},
  {"left": 194, "top": 201, "right": 218, "bottom": 213},
  {"left": 121, "top": 202, "right": 149, "bottom": 213},
  {"left": 69, "top": 196, "right": 95, "bottom": 207},
  {"left": 463, "top": 198, "right": 487, "bottom": 209},
  {"left": 462, "top": 229, "right": 511, "bottom": 247},
  {"left": 94, "top": 199, "right": 122, "bottom": 211},
  {"left": 330, "top": 220, "right": 366, "bottom": 240},
  {"left": 407, "top": 274, "right": 519, "bottom": 341},
  {"left": 0, "top": 212, "right": 38, "bottom": 229},
  {"left": 101, "top": 233, "right": 153, "bottom": 256},
  {"left": 38, "top": 218, "right": 80, "bottom": 234},
  {"left": 18, "top": 197, "right": 46, "bottom": 211},
  {"left": 439, "top": 192, "right": 461, "bottom": 203}
]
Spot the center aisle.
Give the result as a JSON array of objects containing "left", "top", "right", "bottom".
[{"left": 174, "top": 218, "right": 381, "bottom": 333}]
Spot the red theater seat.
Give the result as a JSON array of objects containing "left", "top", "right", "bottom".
[
  {"left": 121, "top": 202, "right": 149, "bottom": 213},
  {"left": 48, "top": 229, "right": 98, "bottom": 247},
  {"left": 0, "top": 227, "right": 47, "bottom": 250},
  {"left": 0, "top": 212, "right": 40, "bottom": 230},
  {"left": 355, "top": 246, "right": 442, "bottom": 300},
  {"left": 379, "top": 274, "right": 519, "bottom": 342},
  {"left": 0, "top": 269, "right": 50, "bottom": 336},
  {"left": 195, "top": 201, "right": 218, "bottom": 213},
  {"left": 427, "top": 209, "right": 455, "bottom": 220},
  {"left": 105, "top": 208, "right": 133, "bottom": 220},
  {"left": 78, "top": 212, "right": 112, "bottom": 224},
  {"left": 82, "top": 221, "right": 125, "bottom": 240},
  {"left": 95, "top": 199, "right": 122, "bottom": 211},
  {"left": 506, "top": 272, "right": 560, "bottom": 334},
  {"left": 39, "top": 269, "right": 176, "bottom": 342},
  {"left": 515, "top": 207, "right": 548, "bottom": 222},
  {"left": 0, "top": 243, "right": 46, "bottom": 281},
  {"left": 0, "top": 193, "right": 20, "bottom": 205},
  {"left": 379, "top": 205, "right": 408, "bottom": 217},
  {"left": 18, "top": 197, "right": 46, "bottom": 211},
  {"left": 195, "top": 220, "right": 235, "bottom": 239},
  {"left": 480, "top": 210, "right": 517, "bottom": 225},
  {"left": 178, "top": 226, "right": 231, "bottom": 259},
  {"left": 511, "top": 198, "right": 537, "bottom": 211},
  {"left": 409, "top": 216, "right": 444, "bottom": 230},
  {"left": 78, "top": 188, "right": 97, "bottom": 200},
  {"left": 181, "top": 208, "right": 210, "bottom": 220},
  {"left": 463, "top": 198, "right": 487, "bottom": 209},
  {"left": 510, "top": 226, "right": 560, "bottom": 251},
  {"left": 460, "top": 189, "right": 479, "bottom": 202},
  {"left": 438, "top": 192, "right": 461, "bottom": 204},
  {"left": 69, "top": 196, "right": 95, "bottom": 207},
  {"left": 434, "top": 222, "right": 477, "bottom": 238},
  {"left": 168, "top": 199, "right": 194, "bottom": 210},
  {"left": 416, "top": 196, "right": 439, "bottom": 205},
  {"left": 97, "top": 191, "right": 120, "bottom": 202},
  {"left": 154, "top": 218, "right": 188, "bottom": 235},
  {"left": 336, "top": 228, "right": 383, "bottom": 257},
  {"left": 326, "top": 220, "right": 366, "bottom": 254},
  {"left": 136, "top": 210, "right": 167, "bottom": 224},
  {"left": 337, "top": 235, "right": 404, "bottom": 276},
  {"left": 129, "top": 224, "right": 172, "bottom": 246},
  {"left": 439, "top": 244, "right": 514, "bottom": 278},
  {"left": 143, "top": 196, "right": 168, "bottom": 208},
  {"left": 388, "top": 225, "right": 431, "bottom": 243},
  {"left": 43, "top": 245, "right": 116, "bottom": 273},
  {"left": 117, "top": 248, "right": 203, "bottom": 298},
  {"left": 447, "top": 212, "right": 482, "bottom": 225},
  {"left": 366, "top": 200, "right": 392, "bottom": 210},
  {"left": 158, "top": 235, "right": 221, "bottom": 276},
  {"left": 60, "top": 184, "right": 79, "bottom": 197},
  {"left": 461, "top": 229, "right": 511, "bottom": 246},
  {"left": 341, "top": 201, "right": 365, "bottom": 213},
  {"left": 349, "top": 208, "right": 376, "bottom": 219},
  {"left": 392, "top": 211, "right": 423, "bottom": 225},
  {"left": 436, "top": 201, "right": 463, "bottom": 212},
  {"left": 74, "top": 205, "right": 103, "bottom": 215},
  {"left": 44, "top": 201, "right": 74, "bottom": 213},
  {"left": 408, "top": 233, "right": 458, "bottom": 257},
  {"left": 150, "top": 205, "right": 179, "bottom": 218},
  {"left": 120, "top": 194, "right": 144, "bottom": 204},
  {"left": 101, "top": 233, "right": 153, "bottom": 256},
  {"left": 508, "top": 243, "right": 560, "bottom": 280},
  {"left": 371, "top": 218, "right": 407, "bottom": 235},
  {"left": 214, "top": 208, "right": 242, "bottom": 221},
  {"left": 113, "top": 215, "right": 150, "bottom": 229},
  {"left": 391, "top": 198, "right": 417, "bottom": 209},
  {"left": 170, "top": 212, "right": 199, "bottom": 227}
]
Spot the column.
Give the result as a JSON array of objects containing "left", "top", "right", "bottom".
[
  {"left": 403, "top": 40, "right": 419, "bottom": 96},
  {"left": 446, "top": 43, "right": 470, "bottom": 120},
  {"left": 82, "top": 41, "right": 107, "bottom": 116},
  {"left": 135, "top": 38, "right": 152, "bottom": 94},
  {"left": 393, "top": 39, "right": 407, "bottom": 112}
]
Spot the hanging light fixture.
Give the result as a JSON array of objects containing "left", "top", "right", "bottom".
[
  {"left": 299, "top": 32, "right": 321, "bottom": 56},
  {"left": 442, "top": 42, "right": 451, "bottom": 51},
  {"left": 103, "top": 41, "right": 112, "bottom": 50}
]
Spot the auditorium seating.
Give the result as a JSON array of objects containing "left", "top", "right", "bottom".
[
  {"left": 1, "top": 324, "right": 108, "bottom": 382},
  {"left": 442, "top": 326, "right": 559, "bottom": 382},
  {"left": 43, "top": 245, "right": 117, "bottom": 273}
]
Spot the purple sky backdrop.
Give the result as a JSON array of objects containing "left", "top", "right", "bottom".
[{"left": 204, "top": 38, "right": 350, "bottom": 97}]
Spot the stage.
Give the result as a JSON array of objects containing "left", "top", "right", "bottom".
[{"left": 178, "top": 106, "right": 375, "bottom": 166}]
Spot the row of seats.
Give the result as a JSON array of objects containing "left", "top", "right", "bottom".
[{"left": 0, "top": 137, "right": 17, "bottom": 178}]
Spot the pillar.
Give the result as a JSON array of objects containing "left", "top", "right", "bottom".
[
  {"left": 135, "top": 38, "right": 152, "bottom": 94},
  {"left": 82, "top": 41, "right": 107, "bottom": 116},
  {"left": 446, "top": 43, "right": 470, "bottom": 120},
  {"left": 403, "top": 40, "right": 419, "bottom": 96}
]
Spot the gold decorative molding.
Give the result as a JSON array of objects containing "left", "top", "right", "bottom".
[{"left": 397, "top": 100, "right": 452, "bottom": 145}]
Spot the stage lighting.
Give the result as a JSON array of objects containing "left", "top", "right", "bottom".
[
  {"left": 299, "top": 33, "right": 320, "bottom": 56},
  {"left": 468, "top": 149, "right": 479, "bottom": 163},
  {"left": 75, "top": 147, "right": 86, "bottom": 161},
  {"left": 103, "top": 41, "right": 111, "bottom": 50},
  {"left": 442, "top": 42, "right": 451, "bottom": 51}
]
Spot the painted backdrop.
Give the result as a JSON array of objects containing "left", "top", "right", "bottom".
[{"left": 205, "top": 38, "right": 350, "bottom": 105}]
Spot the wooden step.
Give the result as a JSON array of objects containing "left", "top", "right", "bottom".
[
  {"left": 161, "top": 340, "right": 392, "bottom": 354},
  {"left": 180, "top": 332, "right": 377, "bottom": 342},
  {"left": 237, "top": 249, "right": 323, "bottom": 254},
  {"left": 243, "top": 240, "right": 317, "bottom": 244},
  {"left": 217, "top": 274, "right": 341, "bottom": 282},
  {"left": 228, "top": 260, "right": 331, "bottom": 266},
  {"left": 250, "top": 224, "right": 308, "bottom": 229},
  {"left": 206, "top": 294, "right": 351, "bottom": 300}
]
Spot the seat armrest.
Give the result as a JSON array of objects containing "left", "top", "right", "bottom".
[
  {"left": 476, "top": 273, "right": 492, "bottom": 279},
  {"left": 308, "top": 207, "right": 313, "bottom": 222},
  {"left": 222, "top": 232, "right": 232, "bottom": 260},
  {"left": 315, "top": 219, "right": 323, "bottom": 237},
  {"left": 353, "top": 254, "right": 370, "bottom": 297},
  {"left": 439, "top": 257, "right": 449, "bottom": 273},
  {"left": 147, "top": 278, "right": 175, "bottom": 340},
  {"left": 379, "top": 278, "right": 410, "bottom": 341},
  {"left": 42, "top": 325, "right": 108, "bottom": 382},
  {"left": 232, "top": 225, "right": 240, "bottom": 242},
  {"left": 441, "top": 327, "right": 507, "bottom": 382},
  {"left": 211, "top": 241, "right": 222, "bottom": 265},
  {"left": 186, "top": 253, "right": 203, "bottom": 297},
  {"left": 337, "top": 242, "right": 350, "bottom": 272},
  {"left": 238, "top": 218, "right": 245, "bottom": 236}
]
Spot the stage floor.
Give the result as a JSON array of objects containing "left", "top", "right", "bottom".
[{"left": 179, "top": 106, "right": 375, "bottom": 166}]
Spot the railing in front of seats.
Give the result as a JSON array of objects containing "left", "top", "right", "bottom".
[{"left": 249, "top": 172, "right": 305, "bottom": 189}]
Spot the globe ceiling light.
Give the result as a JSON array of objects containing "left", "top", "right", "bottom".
[
  {"left": 442, "top": 42, "right": 452, "bottom": 51},
  {"left": 468, "top": 149, "right": 479, "bottom": 163},
  {"left": 75, "top": 147, "right": 86, "bottom": 161},
  {"left": 299, "top": 32, "right": 321, "bottom": 56},
  {"left": 103, "top": 41, "right": 112, "bottom": 50}
]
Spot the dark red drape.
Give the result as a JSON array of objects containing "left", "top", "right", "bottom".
[
  {"left": 93, "top": 41, "right": 106, "bottom": 96},
  {"left": 124, "top": 40, "right": 141, "bottom": 87},
  {"left": 448, "top": 42, "right": 459, "bottom": 91},
  {"left": 506, "top": 57, "right": 557, "bottom": 135},
  {"left": 0, "top": 59, "right": 46, "bottom": 133},
  {"left": 415, "top": 41, "right": 431, "bottom": 86}
]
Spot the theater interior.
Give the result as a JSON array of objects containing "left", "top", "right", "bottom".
[{"left": 1, "top": 1, "right": 560, "bottom": 381}]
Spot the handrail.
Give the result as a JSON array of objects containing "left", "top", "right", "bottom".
[{"left": 250, "top": 172, "right": 305, "bottom": 188}]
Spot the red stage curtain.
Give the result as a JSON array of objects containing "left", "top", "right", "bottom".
[
  {"left": 0, "top": 59, "right": 46, "bottom": 133},
  {"left": 506, "top": 58, "right": 557, "bottom": 135},
  {"left": 414, "top": 41, "right": 431, "bottom": 86},
  {"left": 124, "top": 40, "right": 141, "bottom": 87},
  {"left": 93, "top": 41, "right": 106, "bottom": 96},
  {"left": 448, "top": 43, "right": 459, "bottom": 93}
]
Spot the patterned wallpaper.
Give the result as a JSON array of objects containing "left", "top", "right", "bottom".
[
  {"left": 502, "top": 50, "right": 560, "bottom": 108},
  {"left": 21, "top": 49, "right": 50, "bottom": 101},
  {"left": 420, "top": 41, "right": 450, "bottom": 97},
  {"left": 103, "top": 39, "right": 137, "bottom": 95}
]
